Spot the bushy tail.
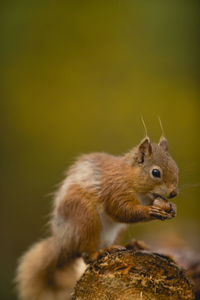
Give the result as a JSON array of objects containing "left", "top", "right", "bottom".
[{"left": 16, "top": 237, "right": 86, "bottom": 300}]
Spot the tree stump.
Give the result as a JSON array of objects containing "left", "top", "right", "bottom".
[{"left": 72, "top": 249, "right": 195, "bottom": 299}]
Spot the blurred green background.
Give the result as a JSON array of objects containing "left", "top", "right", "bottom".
[{"left": 1, "top": 1, "right": 200, "bottom": 299}]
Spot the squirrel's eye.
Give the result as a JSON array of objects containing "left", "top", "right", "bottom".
[{"left": 152, "top": 169, "right": 161, "bottom": 178}]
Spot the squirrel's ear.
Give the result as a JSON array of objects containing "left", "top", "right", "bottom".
[
  {"left": 137, "top": 138, "right": 152, "bottom": 163},
  {"left": 159, "top": 137, "right": 168, "bottom": 152}
]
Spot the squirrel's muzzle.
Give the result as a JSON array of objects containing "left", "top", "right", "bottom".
[{"left": 168, "top": 190, "right": 178, "bottom": 199}]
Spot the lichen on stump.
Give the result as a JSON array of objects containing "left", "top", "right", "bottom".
[{"left": 72, "top": 249, "right": 195, "bottom": 300}]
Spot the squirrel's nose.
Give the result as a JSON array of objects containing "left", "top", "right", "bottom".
[{"left": 168, "top": 190, "right": 178, "bottom": 199}]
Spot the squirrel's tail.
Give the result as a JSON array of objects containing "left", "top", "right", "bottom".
[{"left": 16, "top": 237, "right": 86, "bottom": 300}]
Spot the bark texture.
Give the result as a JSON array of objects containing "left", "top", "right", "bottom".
[{"left": 72, "top": 249, "right": 195, "bottom": 300}]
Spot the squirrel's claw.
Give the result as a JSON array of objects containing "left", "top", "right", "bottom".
[
  {"left": 125, "top": 239, "right": 149, "bottom": 251},
  {"left": 84, "top": 245, "right": 126, "bottom": 264},
  {"left": 149, "top": 206, "right": 173, "bottom": 221},
  {"left": 97, "top": 245, "right": 126, "bottom": 260},
  {"left": 169, "top": 202, "right": 177, "bottom": 217}
]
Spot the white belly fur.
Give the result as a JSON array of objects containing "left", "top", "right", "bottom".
[{"left": 98, "top": 211, "right": 127, "bottom": 249}]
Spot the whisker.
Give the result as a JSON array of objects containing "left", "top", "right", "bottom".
[
  {"left": 179, "top": 162, "right": 198, "bottom": 172},
  {"left": 179, "top": 182, "right": 200, "bottom": 191},
  {"left": 178, "top": 191, "right": 185, "bottom": 195}
]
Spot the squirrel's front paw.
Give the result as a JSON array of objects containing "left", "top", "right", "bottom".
[
  {"left": 149, "top": 206, "right": 172, "bottom": 221},
  {"left": 84, "top": 245, "right": 126, "bottom": 264},
  {"left": 97, "top": 245, "right": 126, "bottom": 260},
  {"left": 153, "top": 198, "right": 177, "bottom": 218},
  {"left": 168, "top": 202, "right": 177, "bottom": 217}
]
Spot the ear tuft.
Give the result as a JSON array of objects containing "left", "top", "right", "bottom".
[
  {"left": 138, "top": 138, "right": 152, "bottom": 163},
  {"left": 159, "top": 137, "right": 169, "bottom": 152}
]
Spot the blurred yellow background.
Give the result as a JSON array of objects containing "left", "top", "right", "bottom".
[{"left": 1, "top": 1, "right": 200, "bottom": 299}]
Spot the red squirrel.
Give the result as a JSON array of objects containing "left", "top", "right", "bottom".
[{"left": 16, "top": 132, "right": 178, "bottom": 300}]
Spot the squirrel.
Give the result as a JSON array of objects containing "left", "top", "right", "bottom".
[{"left": 16, "top": 129, "right": 178, "bottom": 300}]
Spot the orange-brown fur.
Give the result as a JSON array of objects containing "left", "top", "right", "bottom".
[{"left": 16, "top": 137, "right": 179, "bottom": 300}]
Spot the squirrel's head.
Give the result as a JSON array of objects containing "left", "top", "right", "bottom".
[{"left": 125, "top": 137, "right": 179, "bottom": 203}]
